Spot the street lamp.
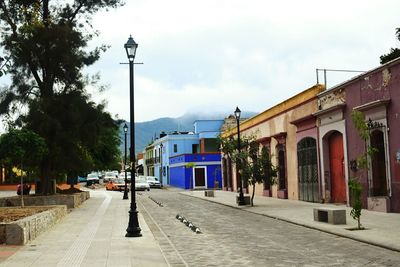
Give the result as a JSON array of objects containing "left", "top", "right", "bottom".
[
  {"left": 123, "top": 123, "right": 129, "bottom": 200},
  {"left": 125, "top": 35, "right": 141, "bottom": 237},
  {"left": 235, "top": 106, "right": 245, "bottom": 206},
  {"left": 160, "top": 143, "right": 164, "bottom": 185}
]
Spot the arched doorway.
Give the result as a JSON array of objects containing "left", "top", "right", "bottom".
[
  {"left": 328, "top": 132, "right": 346, "bottom": 203},
  {"left": 277, "top": 144, "right": 287, "bottom": 191},
  {"left": 297, "top": 137, "right": 319, "bottom": 202},
  {"left": 370, "top": 130, "right": 388, "bottom": 196}
]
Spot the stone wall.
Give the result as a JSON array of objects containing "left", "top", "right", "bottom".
[
  {"left": 0, "top": 191, "right": 90, "bottom": 209},
  {"left": 0, "top": 205, "right": 67, "bottom": 245}
]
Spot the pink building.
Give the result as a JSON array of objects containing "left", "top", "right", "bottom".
[{"left": 315, "top": 57, "right": 400, "bottom": 212}]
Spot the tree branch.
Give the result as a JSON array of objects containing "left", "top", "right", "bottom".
[
  {"left": 68, "top": 1, "right": 84, "bottom": 23},
  {"left": 0, "top": 1, "right": 18, "bottom": 34}
]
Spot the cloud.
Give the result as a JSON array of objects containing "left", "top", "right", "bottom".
[{"left": 86, "top": 0, "right": 400, "bottom": 122}]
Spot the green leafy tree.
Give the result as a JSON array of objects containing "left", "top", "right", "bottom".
[
  {"left": 240, "top": 141, "right": 262, "bottom": 206},
  {"left": 0, "top": 128, "right": 47, "bottom": 174},
  {"left": 241, "top": 141, "right": 277, "bottom": 206},
  {"left": 22, "top": 91, "right": 121, "bottom": 184},
  {"left": 349, "top": 110, "right": 378, "bottom": 229},
  {"left": 218, "top": 134, "right": 277, "bottom": 206},
  {"left": 0, "top": 0, "right": 123, "bottom": 194},
  {"left": 380, "top": 28, "right": 400, "bottom": 64},
  {"left": 260, "top": 146, "right": 278, "bottom": 194},
  {"left": 0, "top": 128, "right": 47, "bottom": 206}
]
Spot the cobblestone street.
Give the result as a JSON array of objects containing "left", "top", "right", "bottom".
[{"left": 138, "top": 189, "right": 400, "bottom": 267}]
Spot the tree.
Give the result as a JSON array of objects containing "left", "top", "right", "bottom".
[
  {"left": 217, "top": 133, "right": 253, "bottom": 192},
  {"left": 349, "top": 110, "right": 378, "bottom": 230},
  {"left": 259, "top": 146, "right": 278, "bottom": 195},
  {"left": 380, "top": 28, "right": 400, "bottom": 64},
  {"left": 0, "top": 128, "right": 47, "bottom": 206},
  {"left": 0, "top": 0, "right": 124, "bottom": 194},
  {"left": 240, "top": 141, "right": 262, "bottom": 206},
  {"left": 218, "top": 134, "right": 277, "bottom": 206},
  {"left": 240, "top": 141, "right": 277, "bottom": 206},
  {"left": 0, "top": 128, "right": 47, "bottom": 175},
  {"left": 22, "top": 91, "right": 121, "bottom": 184}
]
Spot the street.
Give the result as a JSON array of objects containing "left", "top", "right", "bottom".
[{"left": 138, "top": 188, "right": 400, "bottom": 267}]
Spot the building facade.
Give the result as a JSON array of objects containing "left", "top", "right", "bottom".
[
  {"left": 315, "top": 57, "right": 400, "bottom": 212},
  {"left": 144, "top": 120, "right": 224, "bottom": 189},
  {"left": 220, "top": 58, "right": 400, "bottom": 213},
  {"left": 222, "top": 85, "right": 324, "bottom": 201}
]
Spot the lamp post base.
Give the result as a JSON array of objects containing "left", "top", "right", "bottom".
[
  {"left": 237, "top": 192, "right": 246, "bottom": 206},
  {"left": 126, "top": 210, "right": 142, "bottom": 237},
  {"left": 123, "top": 189, "right": 129, "bottom": 200}
]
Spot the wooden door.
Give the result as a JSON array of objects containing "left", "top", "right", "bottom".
[
  {"left": 194, "top": 167, "right": 206, "bottom": 188},
  {"left": 370, "top": 130, "right": 388, "bottom": 196},
  {"left": 329, "top": 132, "right": 346, "bottom": 203}
]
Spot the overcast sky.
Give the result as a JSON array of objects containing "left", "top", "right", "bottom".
[{"left": 87, "top": 0, "right": 399, "bottom": 122}]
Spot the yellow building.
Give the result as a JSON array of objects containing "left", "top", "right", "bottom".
[{"left": 222, "top": 84, "right": 324, "bottom": 201}]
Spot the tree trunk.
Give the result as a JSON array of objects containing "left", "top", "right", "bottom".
[
  {"left": 251, "top": 184, "right": 255, "bottom": 206},
  {"left": 40, "top": 158, "right": 52, "bottom": 195}
]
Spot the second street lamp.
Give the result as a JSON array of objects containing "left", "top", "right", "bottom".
[
  {"left": 123, "top": 123, "right": 129, "bottom": 200},
  {"left": 125, "top": 35, "right": 141, "bottom": 237},
  {"left": 235, "top": 106, "right": 245, "bottom": 206},
  {"left": 160, "top": 143, "right": 163, "bottom": 185}
]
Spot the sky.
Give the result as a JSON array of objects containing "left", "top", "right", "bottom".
[{"left": 86, "top": 0, "right": 399, "bottom": 122}]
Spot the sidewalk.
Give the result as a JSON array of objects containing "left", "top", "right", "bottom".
[
  {"left": 182, "top": 190, "right": 400, "bottom": 252},
  {"left": 0, "top": 189, "right": 168, "bottom": 267}
]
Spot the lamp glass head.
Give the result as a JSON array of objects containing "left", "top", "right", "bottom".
[
  {"left": 234, "top": 106, "right": 241, "bottom": 119},
  {"left": 124, "top": 35, "right": 138, "bottom": 59}
]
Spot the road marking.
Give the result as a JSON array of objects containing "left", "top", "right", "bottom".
[{"left": 56, "top": 191, "right": 111, "bottom": 267}]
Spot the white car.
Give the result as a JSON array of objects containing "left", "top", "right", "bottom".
[
  {"left": 146, "top": 176, "right": 161, "bottom": 188},
  {"left": 103, "top": 171, "right": 118, "bottom": 182},
  {"left": 119, "top": 172, "right": 132, "bottom": 182},
  {"left": 135, "top": 176, "right": 150, "bottom": 191},
  {"left": 86, "top": 172, "right": 100, "bottom": 185}
]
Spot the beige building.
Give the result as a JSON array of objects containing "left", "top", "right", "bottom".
[{"left": 222, "top": 84, "right": 324, "bottom": 201}]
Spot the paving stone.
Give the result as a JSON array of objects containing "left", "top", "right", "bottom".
[{"left": 138, "top": 189, "right": 400, "bottom": 267}]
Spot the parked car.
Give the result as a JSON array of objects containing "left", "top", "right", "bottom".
[
  {"left": 106, "top": 179, "right": 128, "bottom": 191},
  {"left": 17, "top": 183, "right": 31, "bottom": 195},
  {"left": 146, "top": 176, "right": 161, "bottom": 188},
  {"left": 103, "top": 171, "right": 118, "bottom": 182},
  {"left": 118, "top": 172, "right": 132, "bottom": 182},
  {"left": 135, "top": 176, "right": 150, "bottom": 191},
  {"left": 78, "top": 176, "right": 87, "bottom": 183},
  {"left": 86, "top": 172, "right": 100, "bottom": 186}
]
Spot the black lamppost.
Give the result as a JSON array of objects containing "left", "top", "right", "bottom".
[
  {"left": 125, "top": 35, "right": 141, "bottom": 237},
  {"left": 123, "top": 123, "right": 129, "bottom": 200},
  {"left": 235, "top": 106, "right": 245, "bottom": 206},
  {"left": 160, "top": 143, "right": 163, "bottom": 185}
]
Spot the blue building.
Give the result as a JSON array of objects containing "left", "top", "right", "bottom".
[
  {"left": 169, "top": 153, "right": 222, "bottom": 189},
  {"left": 148, "top": 120, "right": 224, "bottom": 189}
]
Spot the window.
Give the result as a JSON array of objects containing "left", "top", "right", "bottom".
[
  {"left": 174, "top": 144, "right": 178, "bottom": 153},
  {"left": 192, "top": 144, "right": 198, "bottom": 154}
]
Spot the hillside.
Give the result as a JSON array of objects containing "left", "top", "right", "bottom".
[{"left": 119, "top": 111, "right": 257, "bottom": 154}]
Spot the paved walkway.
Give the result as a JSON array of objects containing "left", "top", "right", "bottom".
[
  {"left": 181, "top": 190, "right": 400, "bottom": 252},
  {"left": 0, "top": 189, "right": 168, "bottom": 267}
]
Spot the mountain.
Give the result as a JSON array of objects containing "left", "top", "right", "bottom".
[{"left": 119, "top": 111, "right": 258, "bottom": 155}]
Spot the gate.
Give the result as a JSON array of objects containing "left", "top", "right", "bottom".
[{"left": 297, "top": 138, "right": 319, "bottom": 202}]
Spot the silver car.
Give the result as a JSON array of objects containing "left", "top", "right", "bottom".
[
  {"left": 135, "top": 176, "right": 150, "bottom": 191},
  {"left": 146, "top": 176, "right": 162, "bottom": 188}
]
